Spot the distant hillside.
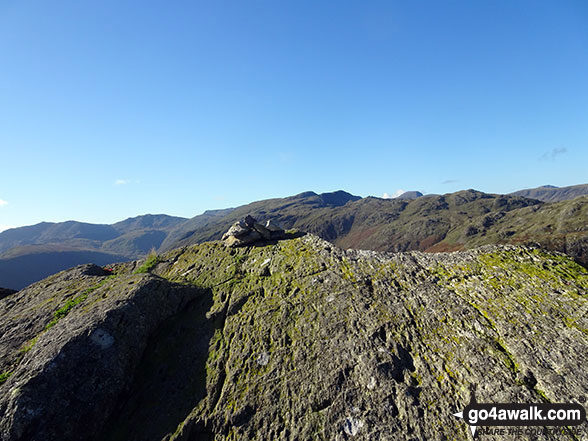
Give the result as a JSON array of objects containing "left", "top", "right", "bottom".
[
  {"left": 0, "top": 221, "right": 119, "bottom": 254},
  {"left": 0, "top": 214, "right": 187, "bottom": 290},
  {"left": 429, "top": 195, "right": 588, "bottom": 261},
  {"left": 161, "top": 189, "right": 587, "bottom": 268},
  {"left": 0, "top": 215, "right": 187, "bottom": 256},
  {"left": 159, "top": 190, "right": 362, "bottom": 251},
  {"left": 510, "top": 183, "right": 588, "bottom": 202},
  {"left": 157, "top": 208, "right": 236, "bottom": 252},
  {"left": 162, "top": 189, "right": 538, "bottom": 252},
  {"left": 111, "top": 213, "right": 189, "bottom": 234},
  {"left": 0, "top": 249, "right": 129, "bottom": 290},
  {"left": 395, "top": 190, "right": 423, "bottom": 199},
  {"left": 2, "top": 186, "right": 587, "bottom": 290},
  {"left": 322, "top": 190, "right": 541, "bottom": 252}
]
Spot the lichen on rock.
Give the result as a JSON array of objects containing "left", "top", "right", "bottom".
[{"left": 0, "top": 235, "right": 587, "bottom": 440}]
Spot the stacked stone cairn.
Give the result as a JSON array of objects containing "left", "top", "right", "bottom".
[{"left": 222, "top": 215, "right": 287, "bottom": 247}]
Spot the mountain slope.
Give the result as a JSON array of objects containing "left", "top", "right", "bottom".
[
  {"left": 0, "top": 221, "right": 118, "bottom": 254},
  {"left": 157, "top": 208, "right": 236, "bottom": 252},
  {"left": 0, "top": 215, "right": 187, "bottom": 257},
  {"left": 2, "top": 186, "right": 587, "bottom": 291},
  {"left": 510, "top": 183, "right": 588, "bottom": 202},
  {"left": 395, "top": 190, "right": 423, "bottom": 199},
  {"left": 159, "top": 190, "right": 361, "bottom": 251},
  {"left": 321, "top": 190, "right": 540, "bottom": 252},
  {"left": 0, "top": 215, "right": 188, "bottom": 289},
  {"left": 0, "top": 248, "right": 130, "bottom": 290},
  {"left": 429, "top": 195, "right": 588, "bottom": 263},
  {"left": 163, "top": 189, "right": 542, "bottom": 252},
  {"left": 162, "top": 190, "right": 588, "bottom": 268},
  {"left": 111, "top": 214, "right": 189, "bottom": 234},
  {"left": 1, "top": 235, "right": 587, "bottom": 440}
]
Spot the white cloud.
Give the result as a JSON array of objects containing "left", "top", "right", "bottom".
[
  {"left": 0, "top": 199, "right": 7, "bottom": 206},
  {"left": 382, "top": 189, "right": 405, "bottom": 199},
  {"left": 0, "top": 224, "right": 15, "bottom": 232},
  {"left": 114, "top": 179, "right": 141, "bottom": 186},
  {"left": 540, "top": 147, "right": 567, "bottom": 161}
]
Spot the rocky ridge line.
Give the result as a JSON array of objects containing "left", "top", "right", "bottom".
[{"left": 0, "top": 233, "right": 587, "bottom": 440}]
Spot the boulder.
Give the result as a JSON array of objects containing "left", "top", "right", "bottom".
[
  {"left": 253, "top": 223, "right": 272, "bottom": 240},
  {"left": 224, "top": 230, "right": 262, "bottom": 247},
  {"left": 221, "top": 220, "right": 249, "bottom": 240}
]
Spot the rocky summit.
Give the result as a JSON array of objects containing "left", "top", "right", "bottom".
[{"left": 0, "top": 233, "right": 587, "bottom": 440}]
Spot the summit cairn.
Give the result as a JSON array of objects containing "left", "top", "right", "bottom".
[{"left": 222, "top": 215, "right": 286, "bottom": 247}]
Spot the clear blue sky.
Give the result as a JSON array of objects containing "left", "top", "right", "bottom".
[{"left": 1, "top": 0, "right": 587, "bottom": 230}]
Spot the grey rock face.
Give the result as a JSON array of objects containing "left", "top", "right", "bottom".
[
  {"left": 0, "top": 265, "right": 203, "bottom": 441},
  {"left": 264, "top": 219, "right": 284, "bottom": 232},
  {"left": 221, "top": 220, "right": 250, "bottom": 239},
  {"left": 343, "top": 416, "right": 364, "bottom": 436},
  {"left": 0, "top": 237, "right": 587, "bottom": 441},
  {"left": 252, "top": 222, "right": 272, "bottom": 240}
]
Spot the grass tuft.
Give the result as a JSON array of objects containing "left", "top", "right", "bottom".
[
  {"left": 0, "top": 371, "right": 13, "bottom": 385},
  {"left": 135, "top": 251, "right": 161, "bottom": 274}
]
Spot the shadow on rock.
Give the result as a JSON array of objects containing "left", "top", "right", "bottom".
[{"left": 100, "top": 287, "right": 217, "bottom": 441}]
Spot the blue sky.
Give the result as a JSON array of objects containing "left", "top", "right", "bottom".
[{"left": 1, "top": 0, "right": 587, "bottom": 230}]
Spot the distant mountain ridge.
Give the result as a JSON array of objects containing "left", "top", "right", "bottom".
[
  {"left": 0, "top": 221, "right": 119, "bottom": 254},
  {"left": 159, "top": 188, "right": 588, "bottom": 270},
  {"left": 162, "top": 189, "right": 541, "bottom": 251},
  {"left": 395, "top": 190, "right": 423, "bottom": 199},
  {"left": 510, "top": 183, "right": 588, "bottom": 202},
  {"left": 0, "top": 214, "right": 187, "bottom": 289},
  {"left": 158, "top": 190, "right": 361, "bottom": 251},
  {"left": 1, "top": 184, "right": 587, "bottom": 290},
  {"left": 0, "top": 214, "right": 187, "bottom": 255}
]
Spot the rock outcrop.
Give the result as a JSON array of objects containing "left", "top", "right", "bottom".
[
  {"left": 221, "top": 215, "right": 287, "bottom": 247},
  {"left": 1, "top": 235, "right": 587, "bottom": 440},
  {"left": 0, "top": 264, "right": 201, "bottom": 441}
]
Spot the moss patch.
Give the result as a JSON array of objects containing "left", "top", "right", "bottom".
[
  {"left": 134, "top": 253, "right": 161, "bottom": 274},
  {"left": 0, "top": 370, "right": 13, "bottom": 385}
]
